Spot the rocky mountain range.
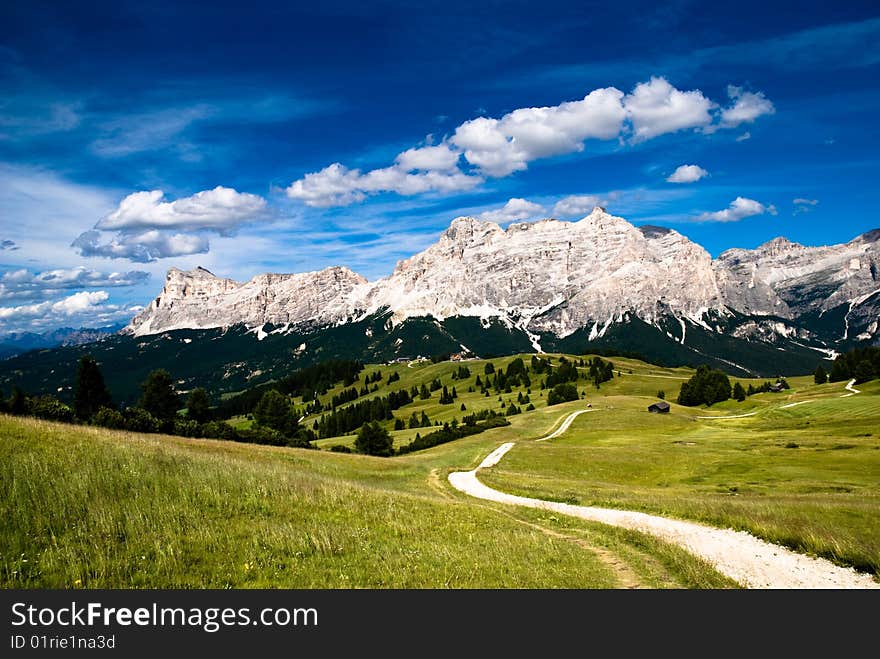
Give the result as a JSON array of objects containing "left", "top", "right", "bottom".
[
  {"left": 0, "top": 324, "right": 124, "bottom": 359},
  {"left": 127, "top": 207, "right": 879, "bottom": 352},
  {"left": 2, "top": 208, "right": 877, "bottom": 401}
]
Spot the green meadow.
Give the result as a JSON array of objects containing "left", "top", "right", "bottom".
[{"left": 2, "top": 352, "right": 877, "bottom": 587}]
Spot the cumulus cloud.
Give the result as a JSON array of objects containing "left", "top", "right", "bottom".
[
  {"left": 793, "top": 198, "right": 819, "bottom": 215},
  {"left": 0, "top": 290, "right": 107, "bottom": 322},
  {"left": 395, "top": 144, "right": 461, "bottom": 171},
  {"left": 1, "top": 239, "right": 18, "bottom": 250},
  {"left": 720, "top": 86, "right": 776, "bottom": 127},
  {"left": 0, "top": 267, "right": 150, "bottom": 301},
  {"left": 624, "top": 77, "right": 715, "bottom": 141},
  {"left": 736, "top": 131, "right": 751, "bottom": 142},
  {"left": 696, "top": 197, "right": 777, "bottom": 222},
  {"left": 0, "top": 291, "right": 140, "bottom": 333},
  {"left": 72, "top": 230, "right": 209, "bottom": 262},
  {"left": 287, "top": 162, "right": 481, "bottom": 207},
  {"left": 477, "top": 198, "right": 545, "bottom": 224},
  {"left": 552, "top": 195, "right": 607, "bottom": 218},
  {"left": 451, "top": 87, "right": 627, "bottom": 176},
  {"left": 70, "top": 186, "right": 267, "bottom": 262},
  {"left": 95, "top": 186, "right": 267, "bottom": 234},
  {"left": 286, "top": 77, "right": 774, "bottom": 206},
  {"left": 666, "top": 164, "right": 709, "bottom": 183}
]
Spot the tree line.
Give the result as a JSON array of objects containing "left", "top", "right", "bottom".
[{"left": 1, "top": 355, "right": 317, "bottom": 448}]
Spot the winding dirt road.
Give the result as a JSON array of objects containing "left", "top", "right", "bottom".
[{"left": 448, "top": 406, "right": 878, "bottom": 589}]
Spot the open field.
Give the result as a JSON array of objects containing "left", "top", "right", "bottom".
[
  {"left": 2, "top": 352, "right": 877, "bottom": 587},
  {"left": 0, "top": 413, "right": 735, "bottom": 588},
  {"left": 479, "top": 376, "right": 880, "bottom": 575}
]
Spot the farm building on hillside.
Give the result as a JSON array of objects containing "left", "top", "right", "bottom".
[
  {"left": 769, "top": 382, "right": 785, "bottom": 392},
  {"left": 647, "top": 401, "right": 670, "bottom": 414}
]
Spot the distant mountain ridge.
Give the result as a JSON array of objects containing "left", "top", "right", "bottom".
[
  {"left": 1, "top": 209, "right": 877, "bottom": 401},
  {"left": 0, "top": 324, "right": 124, "bottom": 359},
  {"left": 126, "top": 207, "right": 880, "bottom": 352}
]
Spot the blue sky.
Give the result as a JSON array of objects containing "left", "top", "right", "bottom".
[{"left": 1, "top": 0, "right": 879, "bottom": 333}]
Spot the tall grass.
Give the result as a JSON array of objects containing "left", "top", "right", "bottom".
[{"left": 2, "top": 415, "right": 706, "bottom": 588}]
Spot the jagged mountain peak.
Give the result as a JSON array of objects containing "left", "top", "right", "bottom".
[
  {"left": 125, "top": 213, "right": 879, "bottom": 350},
  {"left": 756, "top": 235, "right": 804, "bottom": 255},
  {"left": 167, "top": 265, "right": 218, "bottom": 278}
]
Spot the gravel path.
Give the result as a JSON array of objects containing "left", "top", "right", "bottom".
[
  {"left": 448, "top": 410, "right": 879, "bottom": 589},
  {"left": 535, "top": 409, "right": 594, "bottom": 441}
]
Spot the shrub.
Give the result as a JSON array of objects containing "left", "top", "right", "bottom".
[
  {"left": 91, "top": 407, "right": 125, "bottom": 430},
  {"left": 173, "top": 419, "right": 202, "bottom": 438},
  {"left": 201, "top": 420, "right": 237, "bottom": 440},
  {"left": 30, "top": 395, "right": 74, "bottom": 423},
  {"left": 123, "top": 407, "right": 160, "bottom": 433}
]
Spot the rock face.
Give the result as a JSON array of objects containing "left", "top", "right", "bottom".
[
  {"left": 127, "top": 265, "right": 367, "bottom": 336},
  {"left": 355, "top": 209, "right": 723, "bottom": 338},
  {"left": 124, "top": 209, "right": 880, "bottom": 347},
  {"left": 715, "top": 231, "right": 880, "bottom": 318}
]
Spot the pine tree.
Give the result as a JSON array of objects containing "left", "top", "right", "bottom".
[
  {"left": 829, "top": 360, "right": 849, "bottom": 382},
  {"left": 733, "top": 382, "right": 746, "bottom": 402},
  {"left": 73, "top": 355, "right": 113, "bottom": 420},
  {"left": 138, "top": 369, "right": 180, "bottom": 424},
  {"left": 813, "top": 365, "right": 828, "bottom": 385},
  {"left": 253, "top": 389, "right": 296, "bottom": 435},
  {"left": 354, "top": 421, "right": 393, "bottom": 457},
  {"left": 186, "top": 388, "right": 212, "bottom": 423}
]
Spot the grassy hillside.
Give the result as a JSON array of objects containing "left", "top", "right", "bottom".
[
  {"left": 479, "top": 376, "right": 880, "bottom": 575},
  {"left": 0, "top": 414, "right": 735, "bottom": 588},
  {"left": 4, "top": 350, "right": 877, "bottom": 588}
]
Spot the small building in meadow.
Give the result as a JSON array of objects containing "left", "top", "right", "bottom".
[
  {"left": 648, "top": 401, "right": 671, "bottom": 414},
  {"left": 769, "top": 382, "right": 785, "bottom": 392}
]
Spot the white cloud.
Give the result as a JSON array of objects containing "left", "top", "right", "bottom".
[
  {"left": 552, "top": 195, "right": 607, "bottom": 218},
  {"left": 96, "top": 186, "right": 267, "bottom": 234},
  {"left": 793, "top": 198, "right": 819, "bottom": 215},
  {"left": 624, "top": 77, "right": 715, "bottom": 141},
  {"left": 720, "top": 86, "right": 776, "bottom": 127},
  {"left": 0, "top": 267, "right": 150, "bottom": 301},
  {"left": 286, "top": 77, "right": 774, "bottom": 206},
  {"left": 395, "top": 144, "right": 461, "bottom": 171},
  {"left": 736, "top": 131, "right": 751, "bottom": 141},
  {"left": 0, "top": 291, "right": 141, "bottom": 334},
  {"left": 696, "top": 197, "right": 777, "bottom": 223},
  {"left": 0, "top": 290, "right": 107, "bottom": 322},
  {"left": 666, "top": 164, "right": 709, "bottom": 183},
  {"left": 71, "top": 230, "right": 210, "bottom": 262},
  {"left": 477, "top": 198, "right": 545, "bottom": 224},
  {"left": 0, "top": 163, "right": 117, "bottom": 270},
  {"left": 91, "top": 106, "right": 212, "bottom": 158},
  {"left": 71, "top": 186, "right": 267, "bottom": 263},
  {"left": 287, "top": 162, "right": 481, "bottom": 207},
  {"left": 452, "top": 87, "right": 627, "bottom": 176}
]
